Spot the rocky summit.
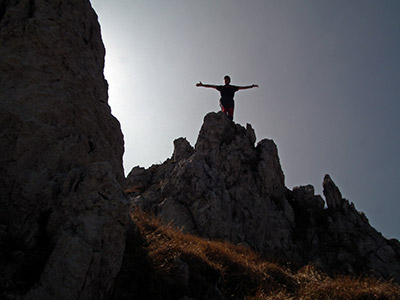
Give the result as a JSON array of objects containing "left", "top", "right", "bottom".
[
  {"left": 127, "top": 111, "right": 400, "bottom": 282},
  {"left": 0, "top": 1, "right": 129, "bottom": 299}
]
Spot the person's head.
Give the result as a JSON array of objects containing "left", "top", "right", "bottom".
[{"left": 224, "top": 75, "right": 231, "bottom": 85}]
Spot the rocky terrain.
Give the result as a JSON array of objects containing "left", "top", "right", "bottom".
[
  {"left": 126, "top": 111, "right": 400, "bottom": 282},
  {"left": 0, "top": 1, "right": 129, "bottom": 299},
  {"left": 111, "top": 209, "right": 400, "bottom": 300},
  {"left": 1, "top": 0, "right": 399, "bottom": 299}
]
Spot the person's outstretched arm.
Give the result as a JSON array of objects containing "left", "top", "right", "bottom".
[
  {"left": 237, "top": 84, "right": 259, "bottom": 90},
  {"left": 196, "top": 81, "right": 218, "bottom": 89}
]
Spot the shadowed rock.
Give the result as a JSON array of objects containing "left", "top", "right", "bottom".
[
  {"left": 0, "top": 1, "right": 129, "bottom": 299},
  {"left": 127, "top": 111, "right": 400, "bottom": 282}
]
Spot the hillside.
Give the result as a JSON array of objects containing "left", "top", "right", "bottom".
[
  {"left": 112, "top": 209, "right": 400, "bottom": 300},
  {"left": 126, "top": 112, "right": 400, "bottom": 283}
]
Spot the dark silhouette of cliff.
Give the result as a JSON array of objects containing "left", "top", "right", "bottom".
[{"left": 0, "top": 1, "right": 129, "bottom": 299}]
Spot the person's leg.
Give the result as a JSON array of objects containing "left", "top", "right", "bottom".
[
  {"left": 227, "top": 107, "right": 234, "bottom": 120},
  {"left": 220, "top": 105, "right": 234, "bottom": 121}
]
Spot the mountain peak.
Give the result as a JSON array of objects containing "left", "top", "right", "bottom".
[{"left": 127, "top": 111, "right": 400, "bottom": 281}]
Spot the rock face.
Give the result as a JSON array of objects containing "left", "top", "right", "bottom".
[
  {"left": 0, "top": 1, "right": 129, "bottom": 299},
  {"left": 127, "top": 111, "right": 400, "bottom": 281},
  {"left": 128, "top": 113, "right": 295, "bottom": 259},
  {"left": 291, "top": 175, "right": 400, "bottom": 279}
]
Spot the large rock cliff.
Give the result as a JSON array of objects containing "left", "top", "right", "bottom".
[
  {"left": 0, "top": 1, "right": 129, "bottom": 299},
  {"left": 127, "top": 112, "right": 400, "bottom": 282}
]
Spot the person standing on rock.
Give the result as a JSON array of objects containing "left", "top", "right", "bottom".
[{"left": 196, "top": 75, "right": 258, "bottom": 121}]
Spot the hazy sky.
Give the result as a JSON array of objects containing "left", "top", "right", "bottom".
[{"left": 90, "top": 0, "right": 399, "bottom": 239}]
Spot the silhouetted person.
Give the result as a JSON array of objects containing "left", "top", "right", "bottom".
[{"left": 196, "top": 75, "right": 258, "bottom": 120}]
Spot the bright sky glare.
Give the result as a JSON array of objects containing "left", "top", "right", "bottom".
[{"left": 90, "top": 0, "right": 400, "bottom": 239}]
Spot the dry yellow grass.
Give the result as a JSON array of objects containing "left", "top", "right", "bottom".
[{"left": 112, "top": 208, "right": 400, "bottom": 300}]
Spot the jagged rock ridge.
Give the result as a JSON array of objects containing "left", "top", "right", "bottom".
[
  {"left": 0, "top": 1, "right": 129, "bottom": 299},
  {"left": 127, "top": 111, "right": 400, "bottom": 281}
]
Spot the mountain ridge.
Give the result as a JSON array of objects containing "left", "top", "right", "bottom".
[{"left": 126, "top": 111, "right": 400, "bottom": 282}]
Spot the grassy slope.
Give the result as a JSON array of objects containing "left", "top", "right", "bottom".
[{"left": 112, "top": 209, "right": 400, "bottom": 300}]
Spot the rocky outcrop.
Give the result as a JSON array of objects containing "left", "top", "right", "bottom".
[
  {"left": 0, "top": 1, "right": 129, "bottom": 299},
  {"left": 290, "top": 175, "right": 400, "bottom": 279},
  {"left": 128, "top": 113, "right": 295, "bottom": 259},
  {"left": 127, "top": 111, "right": 400, "bottom": 282}
]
